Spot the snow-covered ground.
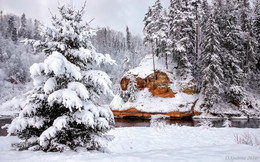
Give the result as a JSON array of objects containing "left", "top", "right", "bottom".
[
  {"left": 1, "top": 126, "right": 260, "bottom": 162},
  {"left": 111, "top": 88, "right": 197, "bottom": 113}
]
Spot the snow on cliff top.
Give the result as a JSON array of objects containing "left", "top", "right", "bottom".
[
  {"left": 124, "top": 54, "right": 194, "bottom": 89},
  {"left": 124, "top": 54, "right": 177, "bottom": 79}
]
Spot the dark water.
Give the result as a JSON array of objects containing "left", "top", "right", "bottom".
[
  {"left": 1, "top": 117, "right": 259, "bottom": 136},
  {"left": 113, "top": 118, "right": 260, "bottom": 128},
  {"left": 0, "top": 118, "right": 12, "bottom": 136}
]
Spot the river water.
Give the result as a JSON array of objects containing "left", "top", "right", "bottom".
[
  {"left": 114, "top": 118, "right": 260, "bottom": 128},
  {"left": 1, "top": 117, "right": 259, "bottom": 136}
]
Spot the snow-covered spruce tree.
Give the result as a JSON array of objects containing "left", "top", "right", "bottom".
[
  {"left": 143, "top": 0, "right": 163, "bottom": 45},
  {"left": 125, "top": 26, "right": 136, "bottom": 69},
  {"left": 143, "top": 0, "right": 172, "bottom": 72},
  {"left": 190, "top": 0, "right": 201, "bottom": 55},
  {"left": 190, "top": 0, "right": 201, "bottom": 86},
  {"left": 153, "top": 8, "right": 168, "bottom": 58},
  {"left": 168, "top": 0, "right": 179, "bottom": 41},
  {"left": 220, "top": 0, "right": 245, "bottom": 103},
  {"left": 119, "top": 90, "right": 129, "bottom": 103},
  {"left": 149, "top": 7, "right": 172, "bottom": 69},
  {"left": 143, "top": 0, "right": 163, "bottom": 75},
  {"left": 7, "top": 4, "right": 115, "bottom": 152},
  {"left": 200, "top": 0, "right": 210, "bottom": 33},
  {"left": 127, "top": 75, "right": 137, "bottom": 102},
  {"left": 180, "top": 0, "right": 196, "bottom": 70},
  {"left": 168, "top": 0, "right": 192, "bottom": 77},
  {"left": 18, "top": 13, "right": 27, "bottom": 38},
  {"left": 168, "top": 0, "right": 179, "bottom": 67},
  {"left": 119, "top": 75, "right": 137, "bottom": 103},
  {"left": 33, "top": 19, "right": 41, "bottom": 40},
  {"left": 200, "top": 13, "right": 224, "bottom": 109},
  {"left": 238, "top": 0, "right": 258, "bottom": 82},
  {"left": 126, "top": 26, "right": 131, "bottom": 51},
  {"left": 156, "top": 9, "right": 172, "bottom": 69},
  {"left": 253, "top": 0, "right": 260, "bottom": 79},
  {"left": 7, "top": 16, "right": 18, "bottom": 43},
  {"left": 196, "top": 0, "right": 210, "bottom": 90}
]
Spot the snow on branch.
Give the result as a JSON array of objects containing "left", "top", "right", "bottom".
[
  {"left": 43, "top": 52, "right": 82, "bottom": 80},
  {"left": 83, "top": 70, "right": 114, "bottom": 97},
  {"left": 48, "top": 89, "right": 83, "bottom": 112},
  {"left": 67, "top": 82, "right": 90, "bottom": 100}
]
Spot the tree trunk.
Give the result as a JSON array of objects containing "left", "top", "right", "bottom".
[
  {"left": 166, "top": 52, "right": 168, "bottom": 70},
  {"left": 245, "top": 37, "right": 249, "bottom": 74},
  {"left": 195, "top": 2, "right": 199, "bottom": 63},
  {"left": 152, "top": 43, "right": 156, "bottom": 79},
  {"left": 196, "top": 23, "right": 199, "bottom": 59}
]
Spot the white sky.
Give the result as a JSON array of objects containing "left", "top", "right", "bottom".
[{"left": 0, "top": 0, "right": 170, "bottom": 36}]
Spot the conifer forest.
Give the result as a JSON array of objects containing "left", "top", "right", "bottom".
[{"left": 0, "top": 0, "right": 260, "bottom": 161}]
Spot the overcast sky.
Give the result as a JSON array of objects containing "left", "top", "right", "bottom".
[{"left": 0, "top": 0, "right": 170, "bottom": 36}]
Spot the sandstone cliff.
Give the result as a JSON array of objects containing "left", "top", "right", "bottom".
[{"left": 110, "top": 55, "right": 200, "bottom": 118}]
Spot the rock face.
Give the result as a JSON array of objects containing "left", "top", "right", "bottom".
[
  {"left": 121, "top": 71, "right": 175, "bottom": 98},
  {"left": 110, "top": 54, "right": 200, "bottom": 119},
  {"left": 113, "top": 108, "right": 201, "bottom": 119}
]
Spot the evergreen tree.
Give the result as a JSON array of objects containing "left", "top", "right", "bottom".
[
  {"left": 238, "top": 0, "right": 258, "bottom": 80},
  {"left": 221, "top": 0, "right": 245, "bottom": 103},
  {"left": 11, "top": 27, "right": 18, "bottom": 43},
  {"left": 126, "top": 26, "right": 135, "bottom": 68},
  {"left": 7, "top": 16, "right": 17, "bottom": 42},
  {"left": 200, "top": 0, "right": 210, "bottom": 33},
  {"left": 200, "top": 13, "right": 224, "bottom": 109},
  {"left": 156, "top": 9, "right": 171, "bottom": 69},
  {"left": 127, "top": 75, "right": 137, "bottom": 102},
  {"left": 213, "top": 0, "right": 225, "bottom": 31},
  {"left": 18, "top": 13, "right": 27, "bottom": 38},
  {"left": 119, "top": 75, "right": 137, "bottom": 103},
  {"left": 239, "top": 0, "right": 251, "bottom": 32},
  {"left": 153, "top": 9, "right": 168, "bottom": 57},
  {"left": 126, "top": 26, "right": 131, "bottom": 51},
  {"left": 168, "top": 0, "right": 180, "bottom": 40},
  {"left": 190, "top": 0, "right": 201, "bottom": 82},
  {"left": 7, "top": 16, "right": 14, "bottom": 38},
  {"left": 143, "top": 0, "right": 163, "bottom": 76},
  {"left": 0, "top": 11, "right": 3, "bottom": 32},
  {"left": 180, "top": 0, "right": 196, "bottom": 68},
  {"left": 33, "top": 19, "right": 41, "bottom": 40},
  {"left": 8, "top": 3, "right": 115, "bottom": 152},
  {"left": 168, "top": 0, "right": 192, "bottom": 77},
  {"left": 0, "top": 33, "right": 5, "bottom": 62},
  {"left": 145, "top": 0, "right": 172, "bottom": 71},
  {"left": 190, "top": 0, "right": 201, "bottom": 57},
  {"left": 143, "top": 0, "right": 163, "bottom": 45},
  {"left": 196, "top": 0, "right": 210, "bottom": 90},
  {"left": 253, "top": 0, "right": 260, "bottom": 72}
]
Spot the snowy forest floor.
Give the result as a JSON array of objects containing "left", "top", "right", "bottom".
[{"left": 0, "top": 126, "right": 260, "bottom": 162}]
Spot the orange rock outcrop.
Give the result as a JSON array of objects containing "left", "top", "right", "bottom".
[
  {"left": 120, "top": 71, "right": 175, "bottom": 98},
  {"left": 113, "top": 108, "right": 200, "bottom": 119},
  {"left": 114, "top": 71, "right": 199, "bottom": 118}
]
